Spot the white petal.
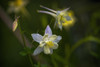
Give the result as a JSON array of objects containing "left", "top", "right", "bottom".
[
  {"left": 50, "top": 48, "right": 53, "bottom": 54},
  {"left": 58, "top": 22, "right": 62, "bottom": 30},
  {"left": 61, "top": 8, "right": 70, "bottom": 13},
  {"left": 43, "top": 34, "right": 48, "bottom": 41},
  {"left": 57, "top": 17, "right": 62, "bottom": 30},
  {"left": 49, "top": 35, "right": 57, "bottom": 41},
  {"left": 45, "top": 25, "right": 52, "bottom": 36},
  {"left": 44, "top": 46, "right": 50, "bottom": 54},
  {"left": 31, "top": 33, "right": 43, "bottom": 43},
  {"left": 54, "top": 36, "right": 62, "bottom": 43},
  {"left": 39, "top": 41, "right": 45, "bottom": 47},
  {"left": 33, "top": 47, "right": 43, "bottom": 55},
  {"left": 52, "top": 43, "right": 58, "bottom": 49}
]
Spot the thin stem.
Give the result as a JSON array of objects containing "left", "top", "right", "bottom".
[
  {"left": 71, "top": 36, "right": 100, "bottom": 53},
  {"left": 18, "top": 21, "right": 34, "bottom": 67},
  {"left": 18, "top": 23, "right": 26, "bottom": 47},
  {"left": 51, "top": 55, "right": 58, "bottom": 67},
  {"left": 28, "top": 55, "right": 34, "bottom": 67},
  {"left": 65, "top": 44, "right": 71, "bottom": 67}
]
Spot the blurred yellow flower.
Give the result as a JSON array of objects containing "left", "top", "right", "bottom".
[
  {"left": 62, "top": 11, "right": 75, "bottom": 29},
  {"left": 38, "top": 5, "right": 75, "bottom": 30}
]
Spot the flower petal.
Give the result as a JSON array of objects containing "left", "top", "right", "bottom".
[
  {"left": 52, "top": 43, "right": 58, "bottom": 49},
  {"left": 45, "top": 25, "right": 52, "bottom": 36},
  {"left": 50, "top": 48, "right": 53, "bottom": 54},
  {"left": 58, "top": 22, "right": 62, "bottom": 30},
  {"left": 44, "top": 46, "right": 50, "bottom": 54},
  {"left": 57, "top": 17, "right": 62, "bottom": 30},
  {"left": 61, "top": 8, "right": 70, "bottom": 13},
  {"left": 39, "top": 41, "right": 45, "bottom": 47},
  {"left": 65, "top": 15, "right": 72, "bottom": 21},
  {"left": 54, "top": 36, "right": 62, "bottom": 43},
  {"left": 33, "top": 47, "right": 43, "bottom": 55},
  {"left": 31, "top": 34, "right": 43, "bottom": 43},
  {"left": 49, "top": 35, "right": 57, "bottom": 41},
  {"left": 42, "top": 34, "right": 49, "bottom": 41}
]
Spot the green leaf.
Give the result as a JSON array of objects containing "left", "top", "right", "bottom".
[
  {"left": 19, "top": 47, "right": 34, "bottom": 56},
  {"left": 19, "top": 51, "right": 28, "bottom": 56},
  {"left": 34, "top": 62, "right": 41, "bottom": 67}
]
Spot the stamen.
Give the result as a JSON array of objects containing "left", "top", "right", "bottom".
[{"left": 46, "top": 41, "right": 54, "bottom": 48}]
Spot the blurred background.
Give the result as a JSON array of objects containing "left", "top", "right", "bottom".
[{"left": 0, "top": 0, "right": 100, "bottom": 67}]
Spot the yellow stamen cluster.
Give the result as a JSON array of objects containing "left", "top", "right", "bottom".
[
  {"left": 46, "top": 41, "right": 54, "bottom": 48},
  {"left": 62, "top": 11, "right": 75, "bottom": 27}
]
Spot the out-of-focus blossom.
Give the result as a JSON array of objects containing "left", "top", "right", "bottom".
[
  {"left": 38, "top": 5, "right": 75, "bottom": 30},
  {"left": 62, "top": 11, "right": 75, "bottom": 29},
  {"left": 8, "top": 0, "right": 29, "bottom": 16},
  {"left": 12, "top": 16, "right": 20, "bottom": 32},
  {"left": 31, "top": 25, "right": 62, "bottom": 55}
]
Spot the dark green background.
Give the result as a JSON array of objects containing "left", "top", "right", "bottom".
[{"left": 0, "top": 0, "right": 100, "bottom": 67}]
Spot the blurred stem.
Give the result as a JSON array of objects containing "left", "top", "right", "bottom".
[
  {"left": 28, "top": 55, "right": 34, "bottom": 67},
  {"left": 18, "top": 21, "right": 26, "bottom": 47},
  {"left": 18, "top": 22, "right": 34, "bottom": 67},
  {"left": 65, "top": 44, "right": 71, "bottom": 67},
  {"left": 65, "top": 36, "right": 100, "bottom": 67},
  {"left": 51, "top": 55, "right": 58, "bottom": 67},
  {"left": 64, "top": 30, "right": 72, "bottom": 67},
  {"left": 71, "top": 36, "right": 100, "bottom": 54}
]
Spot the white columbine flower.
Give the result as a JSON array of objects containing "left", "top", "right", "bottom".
[
  {"left": 31, "top": 25, "right": 62, "bottom": 55},
  {"left": 38, "top": 5, "right": 72, "bottom": 30}
]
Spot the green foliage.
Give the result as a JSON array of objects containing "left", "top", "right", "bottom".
[
  {"left": 89, "top": 51, "right": 99, "bottom": 58},
  {"left": 91, "top": 11, "right": 100, "bottom": 35},
  {"left": 34, "top": 62, "right": 48, "bottom": 67},
  {"left": 1, "top": 0, "right": 100, "bottom": 67},
  {"left": 71, "top": 36, "right": 100, "bottom": 53},
  {"left": 19, "top": 47, "right": 34, "bottom": 56}
]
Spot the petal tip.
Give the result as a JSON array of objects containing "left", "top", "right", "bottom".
[
  {"left": 47, "top": 25, "right": 50, "bottom": 28},
  {"left": 45, "top": 25, "right": 52, "bottom": 35}
]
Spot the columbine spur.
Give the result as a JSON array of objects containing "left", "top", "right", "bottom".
[
  {"left": 31, "top": 25, "right": 62, "bottom": 55},
  {"left": 38, "top": 5, "right": 73, "bottom": 30}
]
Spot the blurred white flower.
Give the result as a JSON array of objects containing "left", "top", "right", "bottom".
[
  {"left": 38, "top": 5, "right": 75, "bottom": 30},
  {"left": 31, "top": 25, "right": 62, "bottom": 55},
  {"left": 8, "top": 0, "right": 29, "bottom": 16}
]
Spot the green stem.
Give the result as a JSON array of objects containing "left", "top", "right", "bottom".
[
  {"left": 51, "top": 55, "right": 58, "bottom": 67},
  {"left": 71, "top": 36, "right": 100, "bottom": 53},
  {"left": 28, "top": 55, "right": 34, "bottom": 67},
  {"left": 18, "top": 22, "right": 34, "bottom": 67},
  {"left": 65, "top": 45, "right": 71, "bottom": 67},
  {"left": 18, "top": 23, "right": 26, "bottom": 47}
]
